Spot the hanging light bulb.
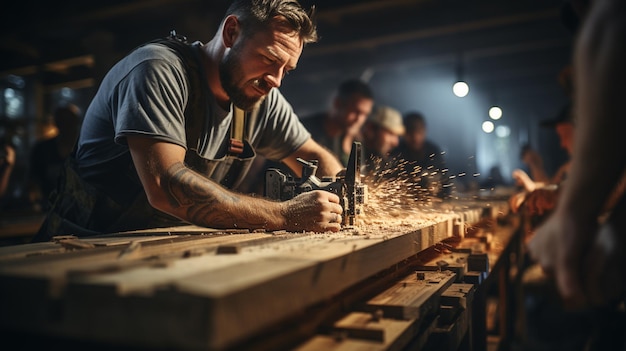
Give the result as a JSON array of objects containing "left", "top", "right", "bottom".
[
  {"left": 482, "top": 121, "right": 495, "bottom": 133},
  {"left": 453, "top": 81, "right": 469, "bottom": 97},
  {"left": 489, "top": 106, "right": 502, "bottom": 120},
  {"left": 452, "top": 52, "right": 469, "bottom": 98}
]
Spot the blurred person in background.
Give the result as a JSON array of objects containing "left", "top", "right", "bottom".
[
  {"left": 390, "top": 111, "right": 451, "bottom": 199},
  {"left": 360, "top": 105, "right": 405, "bottom": 176},
  {"left": 238, "top": 78, "right": 374, "bottom": 194},
  {"left": 510, "top": 103, "right": 575, "bottom": 216},
  {"left": 301, "top": 79, "right": 374, "bottom": 166},
  {"left": 522, "top": 0, "right": 626, "bottom": 349},
  {"left": 515, "top": 143, "right": 550, "bottom": 186},
  {"left": 529, "top": 0, "right": 626, "bottom": 308},
  {"left": 0, "top": 142, "right": 16, "bottom": 199},
  {"left": 29, "top": 103, "right": 82, "bottom": 212}
]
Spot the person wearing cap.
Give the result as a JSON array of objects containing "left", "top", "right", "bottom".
[
  {"left": 360, "top": 105, "right": 405, "bottom": 175},
  {"left": 512, "top": 63, "right": 576, "bottom": 195},
  {"left": 509, "top": 102, "right": 575, "bottom": 215}
]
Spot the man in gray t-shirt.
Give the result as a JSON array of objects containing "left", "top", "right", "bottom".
[{"left": 34, "top": 0, "right": 343, "bottom": 240}]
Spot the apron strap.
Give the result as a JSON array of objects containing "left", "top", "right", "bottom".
[{"left": 229, "top": 106, "right": 245, "bottom": 155}]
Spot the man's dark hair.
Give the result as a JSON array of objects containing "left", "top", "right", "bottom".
[
  {"left": 226, "top": 0, "right": 318, "bottom": 44},
  {"left": 403, "top": 111, "right": 426, "bottom": 132},
  {"left": 336, "top": 79, "right": 374, "bottom": 101}
]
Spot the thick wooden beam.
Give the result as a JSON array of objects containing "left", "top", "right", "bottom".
[{"left": 0, "top": 200, "right": 504, "bottom": 350}]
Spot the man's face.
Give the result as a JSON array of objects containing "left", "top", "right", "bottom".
[
  {"left": 404, "top": 125, "right": 426, "bottom": 152},
  {"left": 373, "top": 127, "right": 400, "bottom": 156},
  {"left": 334, "top": 95, "right": 373, "bottom": 136},
  {"left": 556, "top": 122, "right": 575, "bottom": 155},
  {"left": 220, "top": 20, "right": 303, "bottom": 110}
]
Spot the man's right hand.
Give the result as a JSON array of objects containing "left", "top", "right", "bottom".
[
  {"left": 281, "top": 190, "right": 343, "bottom": 232},
  {"left": 512, "top": 169, "right": 535, "bottom": 192},
  {"left": 509, "top": 191, "right": 527, "bottom": 214}
]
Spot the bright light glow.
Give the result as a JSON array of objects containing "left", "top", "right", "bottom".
[
  {"left": 482, "top": 121, "right": 495, "bottom": 133},
  {"left": 489, "top": 106, "right": 502, "bottom": 120},
  {"left": 4, "top": 88, "right": 15, "bottom": 99},
  {"left": 495, "top": 125, "right": 511, "bottom": 138},
  {"left": 61, "top": 87, "right": 74, "bottom": 99},
  {"left": 452, "top": 81, "right": 469, "bottom": 97}
]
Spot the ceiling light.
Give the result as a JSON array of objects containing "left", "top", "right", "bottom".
[
  {"left": 453, "top": 81, "right": 469, "bottom": 97},
  {"left": 489, "top": 106, "right": 502, "bottom": 120},
  {"left": 482, "top": 121, "right": 495, "bottom": 133}
]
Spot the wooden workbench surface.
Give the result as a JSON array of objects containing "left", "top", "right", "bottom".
[{"left": 0, "top": 199, "right": 510, "bottom": 351}]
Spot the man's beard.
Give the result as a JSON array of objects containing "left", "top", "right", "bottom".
[{"left": 219, "top": 44, "right": 265, "bottom": 111}]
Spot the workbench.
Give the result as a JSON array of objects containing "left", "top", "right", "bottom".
[{"left": 0, "top": 198, "right": 521, "bottom": 351}]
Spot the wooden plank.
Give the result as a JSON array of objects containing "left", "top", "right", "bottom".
[
  {"left": 0, "top": 232, "right": 282, "bottom": 342},
  {"left": 0, "top": 224, "right": 278, "bottom": 262},
  {"left": 302, "top": 273, "right": 467, "bottom": 351},
  {"left": 332, "top": 312, "right": 409, "bottom": 342},
  {"left": 424, "top": 308, "right": 471, "bottom": 351},
  {"left": 60, "top": 230, "right": 439, "bottom": 349},
  {"left": 415, "top": 252, "right": 470, "bottom": 282},
  {"left": 440, "top": 283, "right": 475, "bottom": 311},
  {"left": 0, "top": 202, "right": 500, "bottom": 350},
  {"left": 363, "top": 271, "right": 456, "bottom": 320},
  {"left": 22, "top": 216, "right": 463, "bottom": 350},
  {"left": 0, "top": 232, "right": 277, "bottom": 275},
  {"left": 424, "top": 283, "right": 476, "bottom": 351},
  {"left": 295, "top": 315, "right": 438, "bottom": 351}
]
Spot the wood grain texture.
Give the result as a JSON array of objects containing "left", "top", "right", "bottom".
[{"left": 0, "top": 200, "right": 504, "bottom": 350}]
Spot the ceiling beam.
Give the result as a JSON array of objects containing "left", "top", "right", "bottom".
[
  {"left": 71, "top": 0, "right": 200, "bottom": 23},
  {"left": 293, "top": 37, "right": 569, "bottom": 84},
  {"left": 306, "top": 9, "right": 560, "bottom": 56},
  {"left": 316, "top": 0, "right": 431, "bottom": 24}
]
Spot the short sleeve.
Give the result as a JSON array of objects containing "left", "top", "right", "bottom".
[{"left": 112, "top": 58, "right": 188, "bottom": 149}]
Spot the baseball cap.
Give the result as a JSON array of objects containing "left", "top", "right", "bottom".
[
  {"left": 540, "top": 103, "right": 573, "bottom": 128},
  {"left": 368, "top": 105, "right": 405, "bottom": 136}
]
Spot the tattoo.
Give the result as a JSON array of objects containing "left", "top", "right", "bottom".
[{"left": 164, "top": 162, "right": 241, "bottom": 226}]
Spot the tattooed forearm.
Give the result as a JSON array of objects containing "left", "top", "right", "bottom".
[
  {"left": 166, "top": 162, "right": 219, "bottom": 207},
  {"left": 163, "top": 162, "right": 270, "bottom": 228}
]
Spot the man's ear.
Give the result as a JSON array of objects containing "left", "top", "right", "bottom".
[{"left": 222, "top": 15, "right": 240, "bottom": 48}]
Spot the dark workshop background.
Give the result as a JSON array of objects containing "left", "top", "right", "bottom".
[{"left": 0, "top": 0, "right": 574, "bottom": 206}]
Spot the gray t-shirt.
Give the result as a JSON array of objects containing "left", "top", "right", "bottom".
[
  {"left": 71, "top": 42, "right": 309, "bottom": 231},
  {"left": 76, "top": 42, "right": 309, "bottom": 189}
]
